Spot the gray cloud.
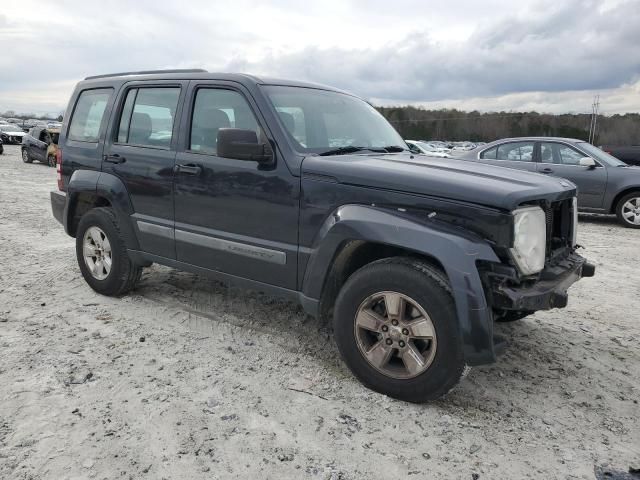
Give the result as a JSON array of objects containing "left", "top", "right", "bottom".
[
  {"left": 233, "top": 0, "right": 640, "bottom": 101},
  {"left": 1, "top": 0, "right": 639, "bottom": 114}
]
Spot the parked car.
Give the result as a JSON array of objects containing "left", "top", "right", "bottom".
[
  {"left": 21, "top": 126, "right": 60, "bottom": 166},
  {"left": 406, "top": 140, "right": 451, "bottom": 157},
  {"left": 600, "top": 145, "right": 640, "bottom": 166},
  {"left": 457, "top": 137, "right": 640, "bottom": 228},
  {"left": 0, "top": 124, "right": 26, "bottom": 144},
  {"left": 50, "top": 70, "right": 594, "bottom": 402},
  {"left": 0, "top": 138, "right": 4, "bottom": 155}
]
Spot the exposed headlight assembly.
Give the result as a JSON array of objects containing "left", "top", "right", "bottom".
[
  {"left": 510, "top": 206, "right": 546, "bottom": 275},
  {"left": 571, "top": 196, "right": 578, "bottom": 247}
]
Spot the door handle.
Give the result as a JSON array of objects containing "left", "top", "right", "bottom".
[
  {"left": 540, "top": 167, "right": 554, "bottom": 174},
  {"left": 103, "top": 154, "right": 126, "bottom": 164},
  {"left": 175, "top": 164, "right": 202, "bottom": 175}
]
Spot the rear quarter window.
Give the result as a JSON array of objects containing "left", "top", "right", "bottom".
[{"left": 68, "top": 88, "right": 112, "bottom": 142}]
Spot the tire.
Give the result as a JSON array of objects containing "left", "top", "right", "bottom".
[
  {"left": 22, "top": 149, "right": 33, "bottom": 163},
  {"left": 76, "top": 207, "right": 142, "bottom": 296},
  {"left": 47, "top": 154, "right": 56, "bottom": 167},
  {"left": 615, "top": 191, "right": 640, "bottom": 229},
  {"left": 333, "top": 257, "right": 465, "bottom": 402}
]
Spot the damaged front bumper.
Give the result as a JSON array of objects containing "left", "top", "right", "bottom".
[{"left": 485, "top": 253, "right": 595, "bottom": 312}]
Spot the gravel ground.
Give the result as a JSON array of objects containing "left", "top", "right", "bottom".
[{"left": 0, "top": 144, "right": 638, "bottom": 480}]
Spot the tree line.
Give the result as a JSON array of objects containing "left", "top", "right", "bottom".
[
  {"left": 376, "top": 106, "right": 640, "bottom": 146},
  {"left": 1, "top": 110, "right": 63, "bottom": 122}
]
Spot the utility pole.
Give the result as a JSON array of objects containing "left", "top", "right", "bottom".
[{"left": 588, "top": 94, "right": 600, "bottom": 144}]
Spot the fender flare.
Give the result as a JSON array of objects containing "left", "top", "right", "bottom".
[
  {"left": 301, "top": 205, "right": 501, "bottom": 366},
  {"left": 65, "top": 170, "right": 140, "bottom": 250}
]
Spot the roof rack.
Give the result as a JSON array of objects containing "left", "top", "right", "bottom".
[{"left": 84, "top": 69, "right": 207, "bottom": 80}]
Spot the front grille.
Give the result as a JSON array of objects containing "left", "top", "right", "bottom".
[{"left": 544, "top": 198, "right": 575, "bottom": 263}]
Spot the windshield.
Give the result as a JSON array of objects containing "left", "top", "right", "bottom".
[
  {"left": 577, "top": 142, "right": 627, "bottom": 167},
  {"left": 0, "top": 125, "right": 23, "bottom": 132},
  {"left": 263, "top": 86, "right": 406, "bottom": 154}
]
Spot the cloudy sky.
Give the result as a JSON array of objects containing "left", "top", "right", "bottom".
[{"left": 1, "top": 0, "right": 639, "bottom": 116}]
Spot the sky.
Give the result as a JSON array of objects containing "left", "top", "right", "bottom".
[{"left": 1, "top": 0, "right": 639, "bottom": 116}]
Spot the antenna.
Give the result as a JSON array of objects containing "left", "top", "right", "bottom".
[{"left": 588, "top": 94, "right": 600, "bottom": 144}]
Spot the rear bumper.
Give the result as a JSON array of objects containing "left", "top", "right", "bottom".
[
  {"left": 50, "top": 190, "right": 66, "bottom": 225},
  {"left": 489, "top": 253, "right": 595, "bottom": 311}
]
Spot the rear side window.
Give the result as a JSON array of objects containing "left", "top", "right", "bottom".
[
  {"left": 68, "top": 89, "right": 112, "bottom": 142},
  {"left": 117, "top": 87, "right": 180, "bottom": 148},
  {"left": 480, "top": 146, "right": 497, "bottom": 159},
  {"left": 496, "top": 142, "right": 534, "bottom": 161}
]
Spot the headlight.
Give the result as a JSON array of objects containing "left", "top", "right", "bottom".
[
  {"left": 571, "top": 196, "right": 578, "bottom": 247},
  {"left": 510, "top": 206, "right": 546, "bottom": 275}
]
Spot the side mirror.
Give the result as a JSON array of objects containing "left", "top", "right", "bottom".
[
  {"left": 217, "top": 128, "right": 273, "bottom": 164},
  {"left": 579, "top": 157, "right": 597, "bottom": 168}
]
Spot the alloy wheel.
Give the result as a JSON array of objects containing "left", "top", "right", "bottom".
[
  {"left": 621, "top": 197, "right": 640, "bottom": 226},
  {"left": 82, "top": 226, "right": 112, "bottom": 280},
  {"left": 354, "top": 291, "right": 437, "bottom": 379}
]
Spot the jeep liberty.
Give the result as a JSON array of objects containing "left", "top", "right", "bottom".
[{"left": 50, "top": 70, "right": 595, "bottom": 402}]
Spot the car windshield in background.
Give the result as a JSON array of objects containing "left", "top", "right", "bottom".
[
  {"left": 263, "top": 86, "right": 407, "bottom": 155},
  {"left": 577, "top": 142, "right": 627, "bottom": 167}
]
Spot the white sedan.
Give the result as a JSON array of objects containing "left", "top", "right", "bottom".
[
  {"left": 0, "top": 124, "right": 26, "bottom": 144},
  {"left": 406, "top": 140, "right": 451, "bottom": 158}
]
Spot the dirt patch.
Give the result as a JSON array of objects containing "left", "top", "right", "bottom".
[{"left": 0, "top": 144, "right": 638, "bottom": 479}]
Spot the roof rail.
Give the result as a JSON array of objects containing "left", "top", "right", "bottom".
[{"left": 84, "top": 69, "right": 207, "bottom": 80}]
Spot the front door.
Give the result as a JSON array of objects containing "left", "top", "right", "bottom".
[
  {"left": 30, "top": 128, "right": 47, "bottom": 162},
  {"left": 173, "top": 82, "right": 299, "bottom": 289},
  {"left": 102, "top": 83, "right": 187, "bottom": 259},
  {"left": 537, "top": 142, "right": 608, "bottom": 209}
]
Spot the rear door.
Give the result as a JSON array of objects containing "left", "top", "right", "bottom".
[
  {"left": 477, "top": 141, "right": 537, "bottom": 172},
  {"left": 35, "top": 129, "right": 51, "bottom": 162},
  {"left": 102, "top": 82, "right": 187, "bottom": 259},
  {"left": 27, "top": 127, "right": 45, "bottom": 161},
  {"left": 537, "top": 141, "right": 608, "bottom": 209}
]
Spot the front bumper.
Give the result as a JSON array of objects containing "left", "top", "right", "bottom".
[
  {"left": 488, "top": 253, "right": 595, "bottom": 311},
  {"left": 50, "top": 190, "right": 66, "bottom": 225}
]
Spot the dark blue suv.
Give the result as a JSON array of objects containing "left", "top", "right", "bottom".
[{"left": 50, "top": 70, "right": 594, "bottom": 402}]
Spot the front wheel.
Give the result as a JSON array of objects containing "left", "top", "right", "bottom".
[
  {"left": 615, "top": 192, "right": 640, "bottom": 228},
  {"left": 76, "top": 207, "right": 142, "bottom": 296},
  {"left": 22, "top": 149, "right": 33, "bottom": 163},
  {"left": 333, "top": 257, "right": 466, "bottom": 402}
]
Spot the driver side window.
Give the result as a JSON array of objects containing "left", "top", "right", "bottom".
[
  {"left": 540, "top": 142, "right": 584, "bottom": 165},
  {"left": 190, "top": 89, "right": 260, "bottom": 155}
]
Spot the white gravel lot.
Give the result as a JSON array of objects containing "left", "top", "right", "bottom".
[{"left": 0, "top": 143, "right": 638, "bottom": 480}]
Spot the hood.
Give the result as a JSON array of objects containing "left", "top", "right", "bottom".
[
  {"left": 301, "top": 153, "right": 576, "bottom": 211},
  {"left": 1, "top": 130, "right": 25, "bottom": 136}
]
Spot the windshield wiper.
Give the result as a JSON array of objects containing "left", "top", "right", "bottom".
[
  {"left": 318, "top": 146, "right": 387, "bottom": 156},
  {"left": 382, "top": 145, "right": 408, "bottom": 152}
]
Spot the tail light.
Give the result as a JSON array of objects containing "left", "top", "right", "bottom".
[{"left": 56, "top": 149, "right": 64, "bottom": 191}]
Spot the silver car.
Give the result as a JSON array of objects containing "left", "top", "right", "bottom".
[{"left": 457, "top": 137, "right": 640, "bottom": 228}]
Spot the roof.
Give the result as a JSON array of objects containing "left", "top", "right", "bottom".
[
  {"left": 483, "top": 136, "right": 586, "bottom": 144},
  {"left": 80, "top": 69, "right": 346, "bottom": 94}
]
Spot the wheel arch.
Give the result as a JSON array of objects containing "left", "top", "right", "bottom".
[
  {"left": 610, "top": 186, "right": 640, "bottom": 214},
  {"left": 301, "top": 204, "right": 501, "bottom": 366},
  {"left": 65, "top": 170, "right": 140, "bottom": 250}
]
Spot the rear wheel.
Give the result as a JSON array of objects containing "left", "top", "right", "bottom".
[
  {"left": 22, "top": 149, "right": 32, "bottom": 163},
  {"left": 76, "top": 207, "right": 142, "bottom": 296},
  {"left": 615, "top": 192, "right": 640, "bottom": 229},
  {"left": 333, "top": 257, "right": 466, "bottom": 402}
]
